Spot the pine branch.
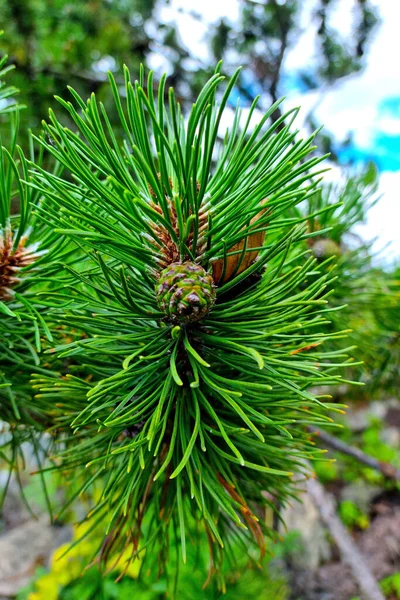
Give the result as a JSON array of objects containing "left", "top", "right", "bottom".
[{"left": 1, "top": 64, "right": 356, "bottom": 584}]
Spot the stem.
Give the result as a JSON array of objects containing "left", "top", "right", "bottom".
[
  {"left": 309, "top": 426, "right": 400, "bottom": 482},
  {"left": 306, "top": 475, "right": 385, "bottom": 600}
]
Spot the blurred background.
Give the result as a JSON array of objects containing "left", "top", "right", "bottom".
[
  {"left": 0, "top": 0, "right": 398, "bottom": 257},
  {"left": 1, "top": 1, "right": 400, "bottom": 599}
]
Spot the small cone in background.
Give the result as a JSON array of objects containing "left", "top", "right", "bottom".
[
  {"left": 212, "top": 199, "right": 268, "bottom": 285},
  {"left": 312, "top": 239, "right": 341, "bottom": 260}
]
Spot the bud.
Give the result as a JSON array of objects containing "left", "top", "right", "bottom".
[
  {"left": 212, "top": 199, "right": 268, "bottom": 285},
  {"left": 156, "top": 262, "right": 216, "bottom": 323}
]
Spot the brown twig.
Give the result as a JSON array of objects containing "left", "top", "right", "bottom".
[
  {"left": 309, "top": 426, "right": 400, "bottom": 482},
  {"left": 306, "top": 475, "right": 385, "bottom": 600}
]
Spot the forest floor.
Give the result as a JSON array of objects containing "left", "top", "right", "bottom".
[{"left": 279, "top": 397, "right": 400, "bottom": 600}]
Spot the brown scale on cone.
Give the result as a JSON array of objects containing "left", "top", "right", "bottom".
[
  {"left": 0, "top": 228, "right": 38, "bottom": 300},
  {"left": 148, "top": 178, "right": 208, "bottom": 270},
  {"left": 148, "top": 174, "right": 268, "bottom": 286}
]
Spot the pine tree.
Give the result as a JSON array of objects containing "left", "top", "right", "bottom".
[
  {"left": 6, "top": 56, "right": 400, "bottom": 592},
  {"left": 0, "top": 65, "right": 354, "bottom": 584}
]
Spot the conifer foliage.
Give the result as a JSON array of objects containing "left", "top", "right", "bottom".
[{"left": 2, "top": 64, "right": 352, "bottom": 581}]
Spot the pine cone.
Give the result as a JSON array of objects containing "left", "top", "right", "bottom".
[
  {"left": 0, "top": 229, "right": 38, "bottom": 300},
  {"left": 156, "top": 262, "right": 216, "bottom": 323}
]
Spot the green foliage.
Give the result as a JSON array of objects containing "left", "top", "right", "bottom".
[
  {"left": 380, "top": 572, "right": 400, "bottom": 599},
  {"left": 338, "top": 500, "right": 369, "bottom": 530},
  {"left": 305, "top": 162, "right": 379, "bottom": 244},
  {"left": 271, "top": 530, "right": 303, "bottom": 561},
  {"left": 0, "top": 60, "right": 79, "bottom": 509},
  {"left": 314, "top": 414, "right": 400, "bottom": 490},
  {"left": 0, "top": 122, "right": 66, "bottom": 424},
  {"left": 313, "top": 457, "right": 339, "bottom": 483},
  {"left": 369, "top": 267, "right": 400, "bottom": 395},
  {"left": 0, "top": 63, "right": 356, "bottom": 583},
  {"left": 0, "top": 4, "right": 397, "bottom": 592},
  {"left": 361, "top": 418, "right": 397, "bottom": 465},
  {"left": 315, "top": 0, "right": 379, "bottom": 83},
  {"left": 17, "top": 525, "right": 289, "bottom": 600},
  {"left": 0, "top": 0, "right": 159, "bottom": 135}
]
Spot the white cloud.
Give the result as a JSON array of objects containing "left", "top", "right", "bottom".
[
  {"left": 355, "top": 170, "right": 400, "bottom": 262},
  {"left": 284, "top": 0, "right": 400, "bottom": 140},
  {"left": 158, "top": 0, "right": 240, "bottom": 63},
  {"left": 375, "top": 117, "right": 400, "bottom": 136}
]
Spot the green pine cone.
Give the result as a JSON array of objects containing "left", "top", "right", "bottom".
[{"left": 156, "top": 261, "right": 216, "bottom": 323}]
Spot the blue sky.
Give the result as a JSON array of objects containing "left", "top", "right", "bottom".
[{"left": 337, "top": 96, "right": 400, "bottom": 172}]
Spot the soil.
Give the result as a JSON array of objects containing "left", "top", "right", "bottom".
[{"left": 287, "top": 490, "right": 400, "bottom": 600}]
